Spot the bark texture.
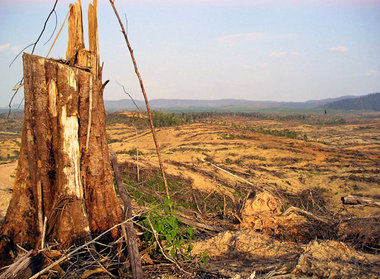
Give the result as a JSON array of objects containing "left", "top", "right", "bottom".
[
  {"left": 0, "top": 0, "right": 121, "bottom": 262},
  {"left": 1, "top": 54, "right": 121, "bottom": 248}
]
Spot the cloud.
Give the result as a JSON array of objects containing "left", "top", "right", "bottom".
[
  {"left": 270, "top": 51, "right": 299, "bottom": 57},
  {"left": 0, "top": 43, "right": 20, "bottom": 55},
  {"left": 364, "top": 70, "right": 380, "bottom": 77},
  {"left": 0, "top": 43, "right": 11, "bottom": 52},
  {"left": 328, "top": 46, "right": 348, "bottom": 52},
  {"left": 219, "top": 32, "right": 296, "bottom": 46}
]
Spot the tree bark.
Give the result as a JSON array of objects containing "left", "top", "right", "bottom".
[
  {"left": 1, "top": 53, "right": 121, "bottom": 249},
  {"left": 0, "top": 0, "right": 121, "bottom": 264}
]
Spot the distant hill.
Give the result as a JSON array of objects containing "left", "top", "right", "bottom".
[
  {"left": 104, "top": 95, "right": 360, "bottom": 112},
  {"left": 3, "top": 94, "right": 375, "bottom": 112},
  {"left": 324, "top": 93, "right": 380, "bottom": 111}
]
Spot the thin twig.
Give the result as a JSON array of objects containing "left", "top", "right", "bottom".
[
  {"left": 17, "top": 97, "right": 24, "bottom": 110},
  {"left": 41, "top": 216, "right": 47, "bottom": 250},
  {"left": 109, "top": 0, "right": 170, "bottom": 200},
  {"left": 281, "top": 206, "right": 331, "bottom": 225},
  {"left": 201, "top": 158, "right": 255, "bottom": 186},
  {"left": 7, "top": 79, "right": 24, "bottom": 118},
  {"left": 10, "top": 0, "right": 58, "bottom": 67},
  {"left": 31, "top": 0, "right": 59, "bottom": 54},
  {"left": 46, "top": 8, "right": 70, "bottom": 58},
  {"left": 43, "top": 10, "right": 58, "bottom": 45},
  {"left": 116, "top": 81, "right": 142, "bottom": 112},
  {"left": 176, "top": 212, "right": 223, "bottom": 232},
  {"left": 85, "top": 246, "right": 116, "bottom": 279},
  {"left": 8, "top": 0, "right": 59, "bottom": 117},
  {"left": 29, "top": 218, "right": 135, "bottom": 279}
]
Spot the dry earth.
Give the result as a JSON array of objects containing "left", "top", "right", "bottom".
[
  {"left": 107, "top": 112, "right": 380, "bottom": 277},
  {"left": 1, "top": 112, "right": 379, "bottom": 278},
  {"left": 0, "top": 162, "right": 16, "bottom": 225},
  {"left": 108, "top": 114, "right": 380, "bottom": 216}
]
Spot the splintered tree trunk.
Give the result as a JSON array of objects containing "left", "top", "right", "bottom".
[{"left": 0, "top": 0, "right": 121, "bottom": 260}]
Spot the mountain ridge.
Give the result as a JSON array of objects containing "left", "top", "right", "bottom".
[
  {"left": 2, "top": 93, "right": 378, "bottom": 112},
  {"left": 323, "top": 93, "right": 380, "bottom": 111},
  {"left": 104, "top": 95, "right": 360, "bottom": 111}
]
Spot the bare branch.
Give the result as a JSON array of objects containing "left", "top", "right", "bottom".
[
  {"left": 109, "top": 0, "right": 170, "bottom": 199},
  {"left": 10, "top": 0, "right": 58, "bottom": 67},
  {"left": 110, "top": 152, "right": 144, "bottom": 279},
  {"left": 8, "top": 0, "right": 59, "bottom": 117},
  {"left": 43, "top": 10, "right": 58, "bottom": 46},
  {"left": 29, "top": 217, "right": 136, "bottom": 279},
  {"left": 116, "top": 81, "right": 142, "bottom": 112}
]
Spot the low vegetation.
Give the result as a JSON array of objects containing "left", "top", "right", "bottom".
[{"left": 1, "top": 110, "right": 380, "bottom": 277}]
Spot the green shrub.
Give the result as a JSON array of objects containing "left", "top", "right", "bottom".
[
  {"left": 140, "top": 199, "right": 195, "bottom": 259},
  {"left": 152, "top": 111, "right": 192, "bottom": 127}
]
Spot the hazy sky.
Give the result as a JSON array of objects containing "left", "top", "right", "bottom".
[{"left": 0, "top": 0, "right": 380, "bottom": 107}]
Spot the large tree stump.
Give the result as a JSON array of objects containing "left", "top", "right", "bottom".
[{"left": 0, "top": 0, "right": 121, "bottom": 264}]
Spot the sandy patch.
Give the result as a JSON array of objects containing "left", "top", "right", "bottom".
[{"left": 0, "top": 161, "right": 17, "bottom": 223}]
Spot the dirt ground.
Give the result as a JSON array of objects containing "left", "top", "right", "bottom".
[
  {"left": 108, "top": 113, "right": 380, "bottom": 216},
  {"left": 1, "top": 111, "right": 379, "bottom": 277},
  {"left": 0, "top": 162, "right": 16, "bottom": 225},
  {"left": 106, "top": 111, "right": 380, "bottom": 277}
]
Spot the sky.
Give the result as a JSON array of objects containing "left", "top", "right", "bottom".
[{"left": 0, "top": 0, "right": 380, "bottom": 107}]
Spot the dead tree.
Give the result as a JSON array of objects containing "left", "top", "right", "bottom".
[{"left": 0, "top": 0, "right": 121, "bottom": 263}]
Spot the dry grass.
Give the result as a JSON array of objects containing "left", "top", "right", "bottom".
[
  {"left": 107, "top": 112, "right": 380, "bottom": 217},
  {"left": 1, "top": 111, "right": 380, "bottom": 277}
]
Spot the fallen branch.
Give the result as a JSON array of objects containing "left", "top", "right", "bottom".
[
  {"left": 281, "top": 206, "right": 332, "bottom": 225},
  {"left": 81, "top": 268, "right": 109, "bottom": 279},
  {"left": 110, "top": 152, "right": 143, "bottom": 279},
  {"left": 0, "top": 187, "right": 12, "bottom": 193},
  {"left": 200, "top": 158, "right": 255, "bottom": 186},
  {"left": 341, "top": 195, "right": 380, "bottom": 207},
  {"left": 0, "top": 251, "right": 33, "bottom": 279},
  {"left": 177, "top": 212, "right": 223, "bottom": 232},
  {"left": 29, "top": 217, "right": 135, "bottom": 279},
  {"left": 84, "top": 246, "right": 115, "bottom": 279},
  {"left": 341, "top": 214, "right": 380, "bottom": 222}
]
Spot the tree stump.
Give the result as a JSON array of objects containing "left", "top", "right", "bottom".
[{"left": 0, "top": 0, "right": 121, "bottom": 264}]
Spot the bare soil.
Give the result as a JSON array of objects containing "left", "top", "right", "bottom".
[
  {"left": 108, "top": 114, "right": 380, "bottom": 215},
  {"left": 0, "top": 162, "right": 16, "bottom": 226},
  {"left": 106, "top": 111, "right": 380, "bottom": 277},
  {"left": 1, "top": 111, "right": 379, "bottom": 278}
]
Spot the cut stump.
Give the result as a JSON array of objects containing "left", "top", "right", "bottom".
[{"left": 0, "top": 0, "right": 121, "bottom": 265}]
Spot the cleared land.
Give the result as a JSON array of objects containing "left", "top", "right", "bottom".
[
  {"left": 1, "top": 111, "right": 379, "bottom": 277},
  {"left": 107, "top": 111, "right": 380, "bottom": 277},
  {"left": 107, "top": 112, "right": 380, "bottom": 215}
]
